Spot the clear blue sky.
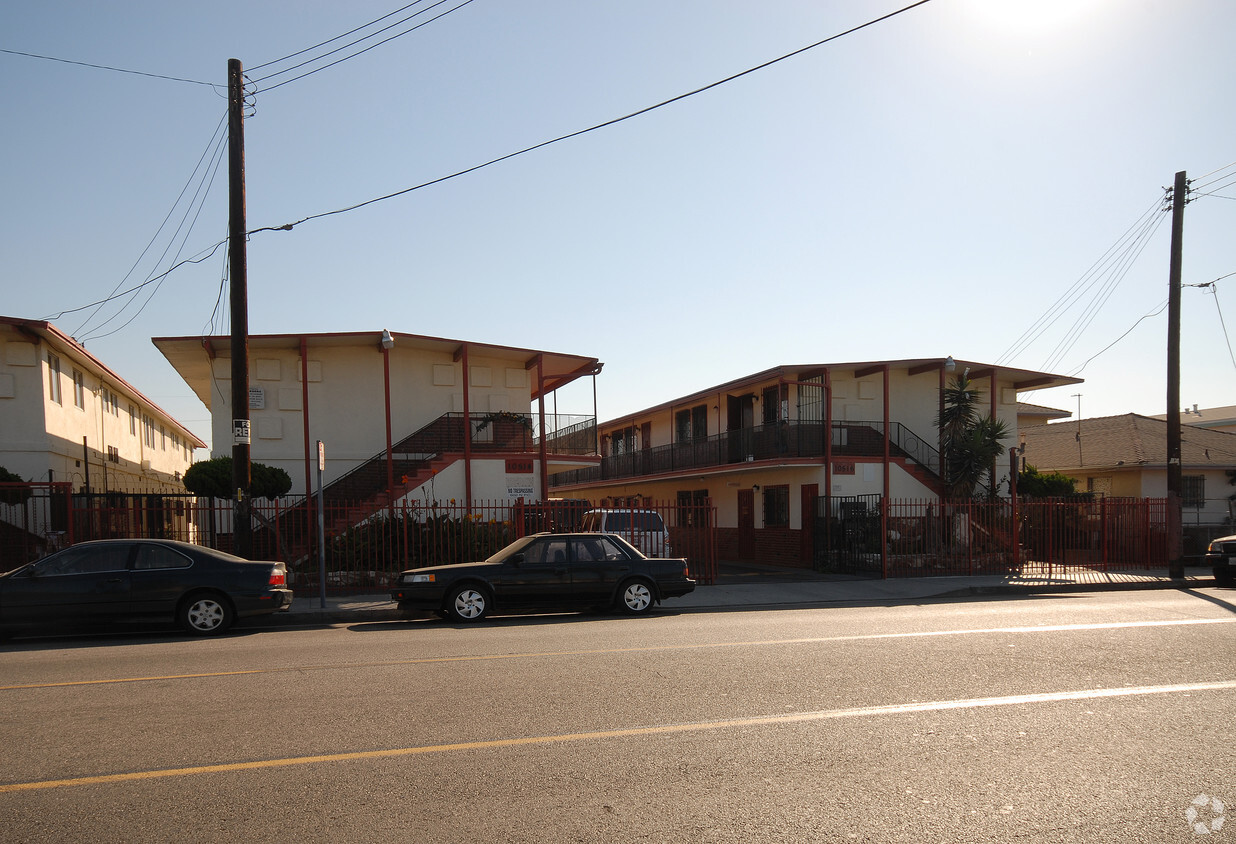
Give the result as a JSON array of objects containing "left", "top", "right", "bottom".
[{"left": 4, "top": 0, "right": 1234, "bottom": 453}]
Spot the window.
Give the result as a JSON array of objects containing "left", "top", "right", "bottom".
[
  {"left": 1183, "top": 475, "right": 1205, "bottom": 509},
  {"left": 37, "top": 544, "right": 130, "bottom": 576},
  {"left": 523, "top": 537, "right": 569, "bottom": 565},
  {"left": 763, "top": 485, "right": 790, "bottom": 528},
  {"left": 129, "top": 405, "right": 137, "bottom": 436},
  {"left": 143, "top": 414, "right": 156, "bottom": 448},
  {"left": 134, "top": 544, "right": 192, "bottom": 570},
  {"left": 571, "top": 537, "right": 628, "bottom": 562},
  {"left": 107, "top": 445, "right": 120, "bottom": 463},
  {"left": 677, "top": 405, "right": 708, "bottom": 442},
  {"left": 160, "top": 424, "right": 166, "bottom": 450},
  {"left": 47, "top": 353, "right": 62, "bottom": 404},
  {"left": 73, "top": 369, "right": 85, "bottom": 409},
  {"left": 609, "top": 426, "right": 636, "bottom": 456}
]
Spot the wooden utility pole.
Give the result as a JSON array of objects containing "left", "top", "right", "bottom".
[
  {"left": 1166, "top": 170, "right": 1187, "bottom": 579},
  {"left": 228, "top": 58, "right": 252, "bottom": 558}
]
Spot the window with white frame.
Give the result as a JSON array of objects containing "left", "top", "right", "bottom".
[
  {"left": 143, "top": 414, "right": 156, "bottom": 449},
  {"left": 73, "top": 369, "right": 85, "bottom": 409},
  {"left": 129, "top": 405, "right": 137, "bottom": 436}
]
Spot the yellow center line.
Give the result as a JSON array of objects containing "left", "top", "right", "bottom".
[
  {"left": 3, "top": 617, "right": 1232, "bottom": 691},
  {"left": 3, "top": 679, "right": 1234, "bottom": 794}
]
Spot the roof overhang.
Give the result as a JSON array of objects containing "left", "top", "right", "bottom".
[{"left": 152, "top": 330, "right": 602, "bottom": 407}]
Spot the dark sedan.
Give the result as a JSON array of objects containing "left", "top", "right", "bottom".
[
  {"left": 391, "top": 532, "right": 696, "bottom": 622},
  {"left": 0, "top": 539, "right": 292, "bottom": 637},
  {"left": 1205, "top": 534, "right": 1236, "bottom": 586}
]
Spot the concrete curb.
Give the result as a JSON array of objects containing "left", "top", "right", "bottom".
[{"left": 254, "top": 574, "right": 1217, "bottom": 628}]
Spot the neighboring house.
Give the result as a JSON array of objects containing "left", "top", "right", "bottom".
[
  {"left": 1016, "top": 401, "right": 1071, "bottom": 427},
  {"left": 1151, "top": 404, "right": 1236, "bottom": 434},
  {"left": 153, "top": 330, "right": 602, "bottom": 511},
  {"left": 1019, "top": 413, "right": 1236, "bottom": 527},
  {"left": 549, "top": 358, "right": 1080, "bottom": 567},
  {"left": 0, "top": 317, "right": 203, "bottom": 492}
]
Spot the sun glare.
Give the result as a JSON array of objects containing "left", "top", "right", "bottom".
[{"left": 964, "top": 0, "right": 1104, "bottom": 34}]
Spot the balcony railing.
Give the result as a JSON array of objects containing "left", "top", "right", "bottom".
[{"left": 549, "top": 420, "right": 940, "bottom": 487}]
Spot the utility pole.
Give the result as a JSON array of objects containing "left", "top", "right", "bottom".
[
  {"left": 1166, "top": 170, "right": 1187, "bottom": 579},
  {"left": 228, "top": 58, "right": 252, "bottom": 558}
]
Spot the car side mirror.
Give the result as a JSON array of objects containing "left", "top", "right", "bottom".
[{"left": 510, "top": 552, "right": 525, "bottom": 566}]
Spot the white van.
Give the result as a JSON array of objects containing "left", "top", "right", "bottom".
[{"left": 580, "top": 509, "right": 673, "bottom": 558}]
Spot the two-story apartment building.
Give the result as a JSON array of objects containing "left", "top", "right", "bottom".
[
  {"left": 153, "top": 329, "right": 603, "bottom": 513},
  {"left": 549, "top": 358, "right": 1080, "bottom": 566},
  {"left": 0, "top": 317, "right": 203, "bottom": 493}
]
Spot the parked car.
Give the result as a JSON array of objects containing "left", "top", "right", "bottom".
[
  {"left": 521, "top": 498, "right": 592, "bottom": 534},
  {"left": 579, "top": 508, "right": 673, "bottom": 557},
  {"left": 0, "top": 539, "right": 292, "bottom": 638},
  {"left": 391, "top": 532, "right": 695, "bottom": 622},
  {"left": 1205, "top": 534, "right": 1236, "bottom": 586}
]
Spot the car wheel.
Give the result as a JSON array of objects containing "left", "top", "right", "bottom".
[
  {"left": 178, "top": 592, "right": 235, "bottom": 635},
  {"left": 617, "top": 579, "right": 655, "bottom": 615},
  {"left": 446, "top": 584, "right": 489, "bottom": 622},
  {"left": 1215, "top": 571, "right": 1235, "bottom": 587}
]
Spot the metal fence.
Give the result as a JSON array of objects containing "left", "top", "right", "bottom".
[
  {"left": 0, "top": 488, "right": 718, "bottom": 593},
  {"left": 818, "top": 496, "right": 1174, "bottom": 578}
]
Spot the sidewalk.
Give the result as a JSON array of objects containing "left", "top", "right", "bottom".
[{"left": 269, "top": 564, "right": 1219, "bottom": 626}]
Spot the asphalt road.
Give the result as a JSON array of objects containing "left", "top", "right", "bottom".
[{"left": 2, "top": 589, "right": 1234, "bottom": 843}]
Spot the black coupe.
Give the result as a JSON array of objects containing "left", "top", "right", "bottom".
[{"left": 0, "top": 539, "right": 292, "bottom": 637}]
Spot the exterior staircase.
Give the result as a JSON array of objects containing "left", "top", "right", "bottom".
[{"left": 259, "top": 412, "right": 537, "bottom": 564}]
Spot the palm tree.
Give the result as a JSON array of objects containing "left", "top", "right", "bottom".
[{"left": 937, "top": 373, "right": 1010, "bottom": 499}]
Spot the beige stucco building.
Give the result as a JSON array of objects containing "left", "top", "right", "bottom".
[
  {"left": 549, "top": 358, "right": 1080, "bottom": 566},
  {"left": 153, "top": 330, "right": 602, "bottom": 508},
  {"left": 0, "top": 317, "right": 203, "bottom": 492},
  {"left": 1019, "top": 413, "right": 1236, "bottom": 527}
]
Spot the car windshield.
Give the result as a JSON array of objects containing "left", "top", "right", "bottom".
[{"left": 485, "top": 535, "right": 540, "bottom": 563}]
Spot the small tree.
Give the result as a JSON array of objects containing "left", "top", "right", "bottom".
[
  {"left": 936, "top": 373, "right": 1010, "bottom": 499},
  {"left": 184, "top": 457, "right": 292, "bottom": 500},
  {"left": 0, "top": 465, "right": 32, "bottom": 506}
]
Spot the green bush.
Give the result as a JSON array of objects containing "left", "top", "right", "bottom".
[{"left": 183, "top": 457, "right": 293, "bottom": 500}]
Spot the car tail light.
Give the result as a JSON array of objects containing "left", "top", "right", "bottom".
[
  {"left": 681, "top": 562, "right": 690, "bottom": 578},
  {"left": 269, "top": 568, "right": 287, "bottom": 587}
]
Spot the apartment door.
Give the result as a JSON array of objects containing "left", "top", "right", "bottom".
[{"left": 737, "top": 488, "right": 755, "bottom": 560}]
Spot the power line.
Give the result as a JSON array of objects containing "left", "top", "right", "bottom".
[
  {"left": 251, "top": 0, "right": 477, "bottom": 93},
  {"left": 41, "top": 240, "right": 228, "bottom": 323},
  {"left": 248, "top": 0, "right": 439, "bottom": 72},
  {"left": 73, "top": 110, "right": 229, "bottom": 339},
  {"left": 249, "top": 0, "right": 938, "bottom": 236},
  {"left": 0, "top": 48, "right": 219, "bottom": 89},
  {"left": 996, "top": 195, "right": 1166, "bottom": 367}
]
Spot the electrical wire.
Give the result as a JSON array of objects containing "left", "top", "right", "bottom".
[
  {"left": 72, "top": 110, "right": 228, "bottom": 338},
  {"left": 249, "top": 0, "right": 939, "bottom": 236},
  {"left": 247, "top": 0, "right": 437, "bottom": 73},
  {"left": 1197, "top": 276, "right": 1236, "bottom": 375},
  {"left": 1060, "top": 299, "right": 1167, "bottom": 378},
  {"left": 78, "top": 116, "right": 230, "bottom": 343},
  {"left": 41, "top": 240, "right": 228, "bottom": 322},
  {"left": 0, "top": 48, "right": 219, "bottom": 89},
  {"left": 251, "top": 0, "right": 477, "bottom": 93},
  {"left": 1040, "top": 207, "right": 1168, "bottom": 372},
  {"left": 996, "top": 195, "right": 1166, "bottom": 367}
]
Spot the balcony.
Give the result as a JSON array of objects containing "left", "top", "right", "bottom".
[{"left": 549, "top": 419, "right": 940, "bottom": 487}]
